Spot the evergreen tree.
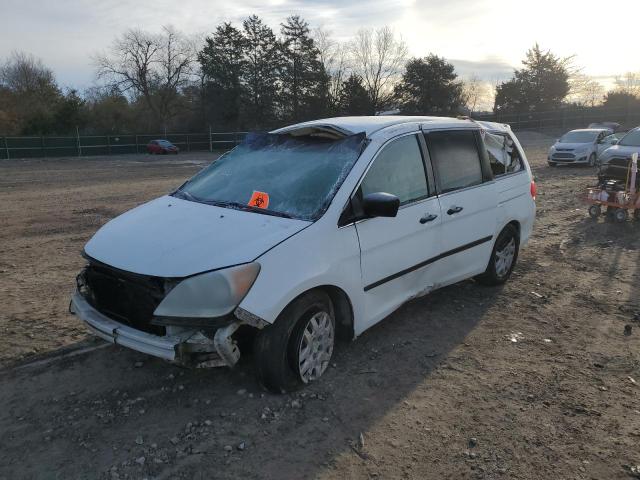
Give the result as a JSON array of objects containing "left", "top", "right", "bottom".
[
  {"left": 279, "top": 15, "right": 329, "bottom": 122},
  {"left": 494, "top": 44, "right": 570, "bottom": 113},
  {"left": 394, "top": 55, "right": 464, "bottom": 115},
  {"left": 198, "top": 23, "right": 247, "bottom": 129},
  {"left": 338, "top": 74, "right": 372, "bottom": 115},
  {"left": 242, "top": 15, "right": 282, "bottom": 128},
  {"left": 603, "top": 90, "right": 640, "bottom": 110}
]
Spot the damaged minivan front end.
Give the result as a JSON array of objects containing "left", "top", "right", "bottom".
[{"left": 70, "top": 257, "right": 268, "bottom": 368}]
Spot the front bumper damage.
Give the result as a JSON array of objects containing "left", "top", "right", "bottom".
[{"left": 70, "top": 293, "right": 266, "bottom": 367}]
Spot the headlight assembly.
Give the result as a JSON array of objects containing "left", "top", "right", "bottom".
[{"left": 153, "top": 262, "right": 260, "bottom": 318}]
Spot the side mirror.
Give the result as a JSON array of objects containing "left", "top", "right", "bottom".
[
  {"left": 362, "top": 192, "right": 400, "bottom": 218},
  {"left": 611, "top": 139, "right": 618, "bottom": 145}
]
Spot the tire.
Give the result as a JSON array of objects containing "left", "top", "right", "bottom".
[
  {"left": 476, "top": 224, "right": 519, "bottom": 286},
  {"left": 253, "top": 291, "right": 335, "bottom": 393},
  {"left": 588, "top": 153, "right": 596, "bottom": 167},
  {"left": 548, "top": 162, "right": 557, "bottom": 167},
  {"left": 614, "top": 208, "right": 628, "bottom": 223},
  {"left": 588, "top": 204, "right": 601, "bottom": 219}
]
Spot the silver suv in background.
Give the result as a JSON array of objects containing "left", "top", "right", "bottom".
[
  {"left": 598, "top": 127, "right": 640, "bottom": 180},
  {"left": 547, "top": 129, "right": 610, "bottom": 167}
]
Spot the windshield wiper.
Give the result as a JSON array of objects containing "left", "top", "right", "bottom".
[
  {"left": 172, "top": 189, "right": 198, "bottom": 202},
  {"left": 172, "top": 191, "right": 294, "bottom": 219},
  {"left": 220, "top": 201, "right": 294, "bottom": 219}
]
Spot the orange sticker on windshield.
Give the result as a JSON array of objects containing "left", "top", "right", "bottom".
[{"left": 248, "top": 191, "right": 270, "bottom": 209}]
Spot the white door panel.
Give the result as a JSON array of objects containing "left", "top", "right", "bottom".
[
  {"left": 438, "top": 184, "right": 497, "bottom": 282},
  {"left": 356, "top": 197, "right": 442, "bottom": 330},
  {"left": 424, "top": 128, "right": 498, "bottom": 283},
  {"left": 352, "top": 133, "right": 442, "bottom": 331}
]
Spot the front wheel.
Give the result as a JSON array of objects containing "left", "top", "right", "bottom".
[
  {"left": 253, "top": 291, "right": 335, "bottom": 393},
  {"left": 476, "top": 225, "right": 519, "bottom": 286}
]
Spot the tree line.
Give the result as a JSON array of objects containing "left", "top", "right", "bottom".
[{"left": 1, "top": 15, "right": 639, "bottom": 136}]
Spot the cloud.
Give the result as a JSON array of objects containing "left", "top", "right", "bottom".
[
  {"left": 1, "top": 0, "right": 636, "bottom": 90},
  {"left": 450, "top": 57, "right": 515, "bottom": 82}
]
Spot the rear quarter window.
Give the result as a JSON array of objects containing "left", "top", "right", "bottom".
[{"left": 484, "top": 132, "right": 523, "bottom": 177}]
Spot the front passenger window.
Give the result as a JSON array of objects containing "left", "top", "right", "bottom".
[{"left": 360, "top": 134, "right": 429, "bottom": 205}]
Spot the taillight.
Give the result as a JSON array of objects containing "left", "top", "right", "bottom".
[{"left": 530, "top": 180, "right": 537, "bottom": 200}]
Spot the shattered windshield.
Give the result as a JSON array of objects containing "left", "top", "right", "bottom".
[{"left": 175, "top": 132, "right": 366, "bottom": 221}]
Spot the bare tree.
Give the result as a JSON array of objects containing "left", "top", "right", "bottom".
[
  {"left": 461, "top": 75, "right": 492, "bottom": 115},
  {"left": 568, "top": 73, "right": 605, "bottom": 107},
  {"left": 349, "top": 27, "right": 408, "bottom": 113},
  {"left": 0, "top": 51, "right": 62, "bottom": 134},
  {"left": 614, "top": 72, "right": 640, "bottom": 96},
  {"left": 0, "top": 51, "right": 58, "bottom": 95},
  {"left": 95, "top": 26, "right": 196, "bottom": 129},
  {"left": 313, "top": 27, "right": 349, "bottom": 112}
]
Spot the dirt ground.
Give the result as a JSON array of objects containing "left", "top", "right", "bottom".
[{"left": 1, "top": 141, "right": 639, "bottom": 480}]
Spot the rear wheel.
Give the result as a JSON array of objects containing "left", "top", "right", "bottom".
[
  {"left": 614, "top": 208, "right": 628, "bottom": 223},
  {"left": 588, "top": 204, "right": 601, "bottom": 219},
  {"left": 253, "top": 291, "right": 335, "bottom": 393},
  {"left": 588, "top": 153, "right": 596, "bottom": 167},
  {"left": 476, "top": 224, "right": 519, "bottom": 286}
]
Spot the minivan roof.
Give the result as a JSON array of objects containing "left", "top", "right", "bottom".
[{"left": 275, "top": 116, "right": 510, "bottom": 137}]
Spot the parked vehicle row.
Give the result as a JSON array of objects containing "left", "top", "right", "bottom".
[
  {"left": 548, "top": 127, "right": 632, "bottom": 167},
  {"left": 70, "top": 116, "right": 536, "bottom": 392}
]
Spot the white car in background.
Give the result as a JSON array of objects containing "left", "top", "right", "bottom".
[
  {"left": 70, "top": 116, "right": 536, "bottom": 392},
  {"left": 548, "top": 128, "right": 610, "bottom": 167}
]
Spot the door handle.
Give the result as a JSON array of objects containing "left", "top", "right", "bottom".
[
  {"left": 419, "top": 214, "right": 438, "bottom": 224},
  {"left": 447, "top": 206, "right": 463, "bottom": 215}
]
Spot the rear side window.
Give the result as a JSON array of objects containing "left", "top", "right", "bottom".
[
  {"left": 426, "top": 130, "right": 483, "bottom": 193},
  {"left": 360, "top": 134, "right": 428, "bottom": 205},
  {"left": 484, "top": 132, "right": 523, "bottom": 176}
]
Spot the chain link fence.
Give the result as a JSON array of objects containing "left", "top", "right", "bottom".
[
  {"left": 0, "top": 131, "right": 248, "bottom": 160},
  {"left": 472, "top": 105, "right": 640, "bottom": 132},
  {"left": 2, "top": 105, "right": 640, "bottom": 160}
]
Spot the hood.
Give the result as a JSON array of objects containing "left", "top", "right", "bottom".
[
  {"left": 600, "top": 144, "right": 640, "bottom": 161},
  {"left": 84, "top": 196, "right": 310, "bottom": 277},
  {"left": 552, "top": 142, "right": 591, "bottom": 150}
]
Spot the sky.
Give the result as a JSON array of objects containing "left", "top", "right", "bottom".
[{"left": 1, "top": 0, "right": 638, "bottom": 92}]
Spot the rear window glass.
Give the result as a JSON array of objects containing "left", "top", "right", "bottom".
[
  {"left": 484, "top": 132, "right": 523, "bottom": 176},
  {"left": 426, "top": 130, "right": 483, "bottom": 193}
]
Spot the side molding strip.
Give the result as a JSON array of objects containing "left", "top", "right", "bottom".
[{"left": 363, "top": 235, "right": 493, "bottom": 292}]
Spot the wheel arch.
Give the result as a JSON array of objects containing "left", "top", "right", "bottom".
[
  {"left": 505, "top": 219, "right": 521, "bottom": 237},
  {"left": 271, "top": 285, "right": 355, "bottom": 342}
]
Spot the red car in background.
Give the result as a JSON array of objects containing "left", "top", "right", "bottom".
[{"left": 146, "top": 139, "right": 179, "bottom": 154}]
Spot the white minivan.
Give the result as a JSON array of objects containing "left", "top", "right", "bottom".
[{"left": 71, "top": 116, "right": 536, "bottom": 392}]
